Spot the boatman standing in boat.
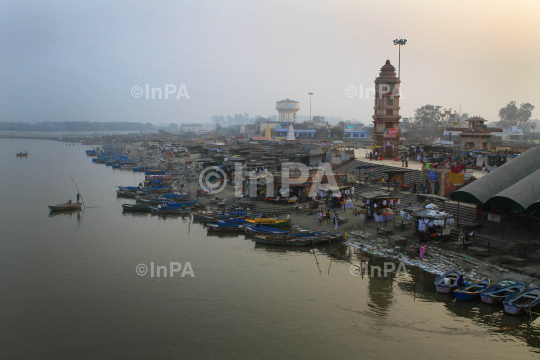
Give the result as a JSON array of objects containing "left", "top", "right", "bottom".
[{"left": 76, "top": 193, "right": 80, "bottom": 204}]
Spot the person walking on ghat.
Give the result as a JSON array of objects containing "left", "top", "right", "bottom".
[
  {"left": 318, "top": 210, "right": 323, "bottom": 226},
  {"left": 401, "top": 155, "right": 405, "bottom": 167},
  {"left": 326, "top": 209, "right": 331, "bottom": 225},
  {"left": 333, "top": 211, "right": 339, "bottom": 230},
  {"left": 405, "top": 156, "right": 409, "bottom": 167}
]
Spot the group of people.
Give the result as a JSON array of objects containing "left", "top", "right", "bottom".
[
  {"left": 67, "top": 193, "right": 81, "bottom": 204},
  {"left": 458, "top": 229, "right": 475, "bottom": 248},
  {"left": 316, "top": 208, "right": 340, "bottom": 229},
  {"left": 196, "top": 186, "right": 212, "bottom": 199}
]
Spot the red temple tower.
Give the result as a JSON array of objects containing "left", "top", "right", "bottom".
[{"left": 372, "top": 60, "right": 401, "bottom": 159}]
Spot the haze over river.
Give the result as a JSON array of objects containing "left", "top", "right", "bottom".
[{"left": 1, "top": 138, "right": 539, "bottom": 359}]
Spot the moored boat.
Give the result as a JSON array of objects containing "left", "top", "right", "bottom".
[
  {"left": 122, "top": 204, "right": 152, "bottom": 212},
  {"left": 245, "top": 218, "right": 290, "bottom": 227},
  {"left": 454, "top": 278, "right": 491, "bottom": 300},
  {"left": 434, "top": 270, "right": 460, "bottom": 293},
  {"left": 16, "top": 151, "right": 28, "bottom": 156},
  {"left": 253, "top": 235, "right": 311, "bottom": 247},
  {"left": 150, "top": 206, "right": 190, "bottom": 214},
  {"left": 481, "top": 283, "right": 525, "bottom": 304},
  {"left": 503, "top": 287, "right": 540, "bottom": 315},
  {"left": 48, "top": 203, "right": 83, "bottom": 211}
]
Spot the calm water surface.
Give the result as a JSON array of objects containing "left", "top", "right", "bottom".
[{"left": 1, "top": 139, "right": 539, "bottom": 359}]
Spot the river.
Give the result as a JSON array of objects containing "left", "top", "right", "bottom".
[{"left": 1, "top": 138, "right": 538, "bottom": 359}]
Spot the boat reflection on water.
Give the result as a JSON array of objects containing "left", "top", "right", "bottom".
[
  {"left": 397, "top": 266, "right": 436, "bottom": 303},
  {"left": 252, "top": 243, "right": 312, "bottom": 253},
  {"left": 48, "top": 209, "right": 82, "bottom": 218},
  {"left": 121, "top": 211, "right": 149, "bottom": 218},
  {"left": 207, "top": 232, "right": 247, "bottom": 239}
]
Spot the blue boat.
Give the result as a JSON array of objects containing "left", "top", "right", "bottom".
[
  {"left": 434, "top": 270, "right": 461, "bottom": 294},
  {"left": 503, "top": 287, "right": 540, "bottom": 315},
  {"left": 454, "top": 278, "right": 491, "bottom": 300},
  {"left": 92, "top": 158, "right": 97, "bottom": 162},
  {"left": 163, "top": 203, "right": 196, "bottom": 208},
  {"left": 480, "top": 283, "right": 526, "bottom": 304},
  {"left": 146, "top": 170, "right": 166, "bottom": 175},
  {"left": 133, "top": 167, "right": 145, "bottom": 172},
  {"left": 162, "top": 193, "right": 190, "bottom": 199},
  {"left": 111, "top": 164, "right": 121, "bottom": 169}
]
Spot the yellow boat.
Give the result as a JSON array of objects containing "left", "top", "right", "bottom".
[{"left": 245, "top": 218, "right": 291, "bottom": 227}]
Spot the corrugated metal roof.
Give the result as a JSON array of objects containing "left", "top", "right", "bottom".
[{"left": 450, "top": 147, "right": 540, "bottom": 205}]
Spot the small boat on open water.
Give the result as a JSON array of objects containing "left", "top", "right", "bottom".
[{"left": 48, "top": 203, "right": 83, "bottom": 211}]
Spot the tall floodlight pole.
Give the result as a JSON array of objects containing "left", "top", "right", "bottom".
[
  {"left": 393, "top": 38, "right": 407, "bottom": 78},
  {"left": 308, "top": 92, "right": 313, "bottom": 121}
]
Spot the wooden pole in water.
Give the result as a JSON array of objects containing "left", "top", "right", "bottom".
[{"left": 70, "top": 175, "right": 85, "bottom": 209}]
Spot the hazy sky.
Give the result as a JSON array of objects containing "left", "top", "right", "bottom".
[{"left": 1, "top": 0, "right": 539, "bottom": 125}]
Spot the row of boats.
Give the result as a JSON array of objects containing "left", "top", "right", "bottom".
[
  {"left": 191, "top": 210, "right": 345, "bottom": 247},
  {"left": 435, "top": 270, "right": 540, "bottom": 315},
  {"left": 87, "top": 149, "right": 166, "bottom": 172}
]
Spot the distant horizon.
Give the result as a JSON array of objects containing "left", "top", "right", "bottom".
[{"left": 1, "top": 1, "right": 538, "bottom": 125}]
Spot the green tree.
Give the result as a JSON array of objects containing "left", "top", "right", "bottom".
[
  {"left": 329, "top": 126, "right": 344, "bottom": 139},
  {"left": 412, "top": 104, "right": 442, "bottom": 139},
  {"left": 497, "top": 101, "right": 535, "bottom": 127}
]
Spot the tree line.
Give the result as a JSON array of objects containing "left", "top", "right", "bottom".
[
  {"left": 405, "top": 101, "right": 536, "bottom": 140},
  {"left": 0, "top": 121, "right": 154, "bottom": 132}
]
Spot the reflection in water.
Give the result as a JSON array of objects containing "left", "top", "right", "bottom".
[
  {"left": 4, "top": 139, "right": 540, "bottom": 358},
  {"left": 48, "top": 209, "right": 82, "bottom": 218}
]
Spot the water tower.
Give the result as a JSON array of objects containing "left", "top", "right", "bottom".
[{"left": 276, "top": 99, "right": 300, "bottom": 123}]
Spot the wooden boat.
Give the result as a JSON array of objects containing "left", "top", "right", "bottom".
[
  {"left": 116, "top": 190, "right": 138, "bottom": 198},
  {"left": 122, "top": 204, "right": 152, "bottom": 212},
  {"left": 309, "top": 233, "right": 344, "bottom": 245},
  {"left": 16, "top": 151, "right": 28, "bottom": 157},
  {"left": 253, "top": 235, "right": 311, "bottom": 247},
  {"left": 150, "top": 207, "right": 190, "bottom": 214},
  {"left": 434, "top": 270, "right": 461, "bottom": 294},
  {"left": 48, "top": 203, "right": 83, "bottom": 211},
  {"left": 145, "top": 170, "right": 166, "bottom": 175},
  {"left": 245, "top": 226, "right": 289, "bottom": 235},
  {"left": 245, "top": 218, "right": 290, "bottom": 227},
  {"left": 136, "top": 197, "right": 171, "bottom": 205},
  {"left": 481, "top": 283, "right": 525, "bottom": 304},
  {"left": 207, "top": 224, "right": 245, "bottom": 232},
  {"left": 503, "top": 287, "right": 540, "bottom": 315},
  {"left": 454, "top": 278, "right": 491, "bottom": 300}
]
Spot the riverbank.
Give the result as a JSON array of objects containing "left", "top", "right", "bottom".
[{"left": 111, "top": 141, "right": 540, "bottom": 287}]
